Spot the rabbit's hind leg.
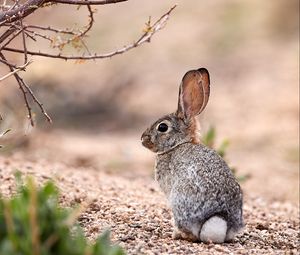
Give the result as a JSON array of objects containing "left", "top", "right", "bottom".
[
  {"left": 225, "top": 228, "right": 236, "bottom": 242},
  {"left": 199, "top": 216, "right": 227, "bottom": 243},
  {"left": 225, "top": 227, "right": 242, "bottom": 242}
]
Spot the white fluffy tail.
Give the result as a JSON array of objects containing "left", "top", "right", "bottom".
[{"left": 200, "top": 216, "right": 227, "bottom": 243}]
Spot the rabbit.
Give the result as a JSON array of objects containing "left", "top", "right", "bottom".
[{"left": 141, "top": 68, "right": 244, "bottom": 243}]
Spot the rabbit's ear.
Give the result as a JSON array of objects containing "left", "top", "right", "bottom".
[{"left": 176, "top": 68, "right": 210, "bottom": 120}]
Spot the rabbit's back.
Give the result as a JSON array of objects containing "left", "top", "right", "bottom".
[{"left": 172, "top": 143, "right": 239, "bottom": 192}]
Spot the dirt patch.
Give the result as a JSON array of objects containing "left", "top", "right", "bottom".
[{"left": 0, "top": 156, "right": 298, "bottom": 254}]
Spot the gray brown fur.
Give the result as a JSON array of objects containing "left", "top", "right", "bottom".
[{"left": 141, "top": 68, "right": 244, "bottom": 242}]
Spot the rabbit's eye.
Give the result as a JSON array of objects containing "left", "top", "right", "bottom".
[{"left": 157, "top": 123, "right": 168, "bottom": 132}]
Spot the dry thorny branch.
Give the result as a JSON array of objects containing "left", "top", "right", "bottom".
[{"left": 0, "top": 0, "right": 176, "bottom": 126}]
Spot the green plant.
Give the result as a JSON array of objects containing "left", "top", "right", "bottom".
[
  {"left": 202, "top": 126, "right": 250, "bottom": 182},
  {"left": 202, "top": 126, "right": 229, "bottom": 158},
  {"left": 0, "top": 174, "right": 125, "bottom": 255}
]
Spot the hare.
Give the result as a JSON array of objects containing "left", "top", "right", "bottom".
[{"left": 141, "top": 68, "right": 243, "bottom": 243}]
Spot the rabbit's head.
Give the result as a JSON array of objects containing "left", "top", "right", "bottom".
[{"left": 141, "top": 68, "right": 210, "bottom": 154}]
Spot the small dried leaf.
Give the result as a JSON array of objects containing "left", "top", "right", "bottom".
[{"left": 143, "top": 16, "right": 153, "bottom": 33}]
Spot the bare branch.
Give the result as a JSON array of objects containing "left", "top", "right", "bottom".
[
  {"left": 16, "top": 77, "right": 35, "bottom": 126},
  {"left": 2, "top": 5, "right": 177, "bottom": 60},
  {"left": 20, "top": 20, "right": 28, "bottom": 63},
  {"left": 19, "top": 76, "right": 53, "bottom": 123},
  {"left": 27, "top": 25, "right": 78, "bottom": 35},
  {"left": 23, "top": 29, "right": 38, "bottom": 42},
  {"left": 0, "top": 26, "right": 16, "bottom": 43},
  {"left": 0, "top": 60, "right": 32, "bottom": 82}
]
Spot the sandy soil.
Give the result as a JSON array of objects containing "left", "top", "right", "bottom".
[{"left": 0, "top": 156, "right": 298, "bottom": 255}]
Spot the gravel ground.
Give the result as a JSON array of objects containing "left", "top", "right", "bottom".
[{"left": 0, "top": 156, "right": 299, "bottom": 254}]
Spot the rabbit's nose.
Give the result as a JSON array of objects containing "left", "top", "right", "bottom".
[
  {"left": 141, "top": 131, "right": 148, "bottom": 141},
  {"left": 141, "top": 134, "right": 151, "bottom": 145},
  {"left": 141, "top": 134, "right": 148, "bottom": 142}
]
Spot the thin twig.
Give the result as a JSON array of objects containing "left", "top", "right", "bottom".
[
  {"left": 20, "top": 19, "right": 28, "bottom": 64},
  {"left": 19, "top": 76, "right": 53, "bottom": 123},
  {"left": 24, "top": 27, "right": 53, "bottom": 42},
  {"left": 0, "top": 26, "right": 16, "bottom": 43},
  {"left": 26, "top": 25, "right": 79, "bottom": 35},
  {"left": 7, "top": 23, "right": 51, "bottom": 43},
  {"left": 79, "top": 37, "right": 92, "bottom": 55},
  {"left": 23, "top": 29, "right": 38, "bottom": 42},
  {"left": 0, "top": 60, "right": 33, "bottom": 82}
]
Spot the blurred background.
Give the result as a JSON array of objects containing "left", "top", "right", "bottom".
[{"left": 0, "top": 0, "right": 299, "bottom": 204}]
